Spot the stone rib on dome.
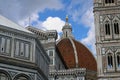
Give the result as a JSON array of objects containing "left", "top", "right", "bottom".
[{"left": 57, "top": 38, "right": 97, "bottom": 71}]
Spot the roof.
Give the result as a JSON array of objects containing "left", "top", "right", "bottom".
[
  {"left": 0, "top": 15, "right": 32, "bottom": 33},
  {"left": 57, "top": 38, "right": 97, "bottom": 71}
]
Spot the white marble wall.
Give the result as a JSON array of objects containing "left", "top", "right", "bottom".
[
  {"left": 94, "top": 0, "right": 120, "bottom": 79},
  {"left": 0, "top": 25, "right": 50, "bottom": 80}
]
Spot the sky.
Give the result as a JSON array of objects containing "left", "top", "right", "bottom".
[{"left": 0, "top": 0, "right": 96, "bottom": 56}]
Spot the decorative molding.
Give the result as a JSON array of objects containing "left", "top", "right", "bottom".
[
  {"left": 28, "top": 73, "right": 35, "bottom": 80},
  {"left": 0, "top": 29, "right": 34, "bottom": 41},
  {"left": 8, "top": 71, "right": 18, "bottom": 77},
  {"left": 49, "top": 68, "right": 86, "bottom": 76}
]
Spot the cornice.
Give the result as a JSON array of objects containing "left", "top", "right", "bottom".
[
  {"left": 0, "top": 25, "right": 36, "bottom": 40},
  {"left": 94, "top": 6, "right": 120, "bottom": 12},
  {"left": 49, "top": 68, "right": 86, "bottom": 76}
]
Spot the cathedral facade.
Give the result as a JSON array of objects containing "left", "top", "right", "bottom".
[{"left": 94, "top": 0, "right": 120, "bottom": 79}]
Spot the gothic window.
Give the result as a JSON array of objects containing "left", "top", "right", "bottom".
[
  {"left": 107, "top": 53, "right": 113, "bottom": 68},
  {"left": 116, "top": 53, "right": 120, "bottom": 68},
  {"left": 105, "top": 0, "right": 114, "bottom": 4},
  {"left": 105, "top": 22, "right": 111, "bottom": 35},
  {"left": 113, "top": 21, "right": 119, "bottom": 34}
]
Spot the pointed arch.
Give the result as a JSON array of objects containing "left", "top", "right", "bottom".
[
  {"left": 115, "top": 49, "right": 120, "bottom": 69},
  {"left": 107, "top": 53, "right": 113, "bottom": 68},
  {"left": 112, "top": 16, "right": 120, "bottom": 35},
  {"left": 116, "top": 53, "right": 120, "bottom": 67},
  {"left": 103, "top": 16, "right": 111, "bottom": 35},
  {"left": 106, "top": 50, "right": 114, "bottom": 69},
  {"left": 105, "top": 21, "right": 111, "bottom": 35}
]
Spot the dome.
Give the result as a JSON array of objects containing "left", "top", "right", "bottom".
[{"left": 57, "top": 38, "right": 97, "bottom": 71}]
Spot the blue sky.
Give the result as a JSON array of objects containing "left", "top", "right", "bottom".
[{"left": 0, "top": 0, "right": 96, "bottom": 56}]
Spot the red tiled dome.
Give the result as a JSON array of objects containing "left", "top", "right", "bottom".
[{"left": 57, "top": 38, "right": 97, "bottom": 71}]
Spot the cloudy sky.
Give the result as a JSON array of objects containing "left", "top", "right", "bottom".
[{"left": 0, "top": 0, "right": 96, "bottom": 56}]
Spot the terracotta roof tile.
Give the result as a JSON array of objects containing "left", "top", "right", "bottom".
[{"left": 57, "top": 38, "right": 97, "bottom": 71}]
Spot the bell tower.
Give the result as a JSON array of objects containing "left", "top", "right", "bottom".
[{"left": 94, "top": 0, "right": 120, "bottom": 79}]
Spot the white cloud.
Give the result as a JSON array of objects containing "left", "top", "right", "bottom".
[
  {"left": 19, "top": 15, "right": 65, "bottom": 43},
  {"left": 67, "top": 0, "right": 93, "bottom": 23},
  {"left": 0, "top": 0, "right": 64, "bottom": 23},
  {"left": 66, "top": 0, "right": 96, "bottom": 56},
  {"left": 18, "top": 13, "right": 40, "bottom": 27},
  {"left": 19, "top": 16, "right": 65, "bottom": 39},
  {"left": 0, "top": 0, "right": 96, "bottom": 56},
  {"left": 80, "top": 8, "right": 96, "bottom": 56},
  {"left": 42, "top": 17, "right": 65, "bottom": 33}
]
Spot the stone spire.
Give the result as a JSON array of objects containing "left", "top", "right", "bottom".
[{"left": 61, "top": 15, "right": 73, "bottom": 39}]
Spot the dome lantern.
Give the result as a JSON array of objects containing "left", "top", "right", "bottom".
[
  {"left": 66, "top": 15, "right": 68, "bottom": 22},
  {"left": 62, "top": 15, "right": 74, "bottom": 39}
]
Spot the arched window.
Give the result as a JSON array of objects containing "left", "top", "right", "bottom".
[
  {"left": 114, "top": 20, "right": 119, "bottom": 34},
  {"left": 0, "top": 73, "right": 9, "bottom": 80},
  {"left": 0, "top": 70, "right": 11, "bottom": 80},
  {"left": 105, "top": 0, "right": 114, "bottom": 4},
  {"left": 66, "top": 31, "right": 67, "bottom": 37},
  {"left": 105, "top": 0, "right": 108, "bottom": 4},
  {"left": 116, "top": 53, "right": 120, "bottom": 67},
  {"left": 14, "top": 74, "right": 30, "bottom": 80},
  {"left": 16, "top": 76, "right": 28, "bottom": 80},
  {"left": 107, "top": 53, "right": 113, "bottom": 68},
  {"left": 105, "top": 21, "right": 111, "bottom": 35}
]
